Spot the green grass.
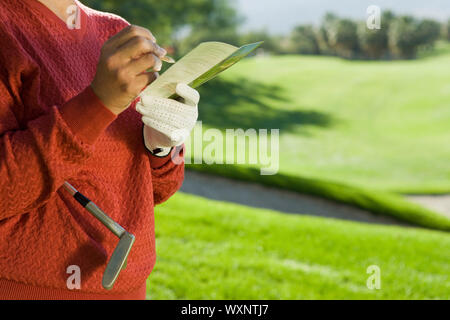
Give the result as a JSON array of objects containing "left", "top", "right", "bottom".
[
  {"left": 186, "top": 165, "right": 450, "bottom": 231},
  {"left": 145, "top": 46, "right": 450, "bottom": 300},
  {"left": 187, "top": 44, "right": 450, "bottom": 194},
  {"left": 418, "top": 40, "right": 450, "bottom": 59},
  {"left": 147, "top": 193, "right": 450, "bottom": 300}
]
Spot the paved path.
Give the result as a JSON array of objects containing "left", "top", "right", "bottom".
[
  {"left": 180, "top": 170, "right": 410, "bottom": 226},
  {"left": 407, "top": 195, "right": 450, "bottom": 219}
]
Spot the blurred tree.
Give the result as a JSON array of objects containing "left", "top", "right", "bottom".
[
  {"left": 316, "top": 27, "right": 330, "bottom": 55},
  {"left": 316, "top": 12, "right": 338, "bottom": 55},
  {"left": 381, "top": 10, "right": 396, "bottom": 27},
  {"left": 289, "top": 25, "right": 320, "bottom": 55},
  {"left": 357, "top": 11, "right": 395, "bottom": 59},
  {"left": 388, "top": 16, "right": 414, "bottom": 58},
  {"left": 357, "top": 22, "right": 388, "bottom": 59},
  {"left": 416, "top": 19, "right": 442, "bottom": 48},
  {"left": 447, "top": 19, "right": 450, "bottom": 41},
  {"left": 83, "top": 0, "right": 241, "bottom": 54},
  {"left": 177, "top": 0, "right": 243, "bottom": 55},
  {"left": 239, "top": 30, "right": 282, "bottom": 54},
  {"left": 388, "top": 16, "right": 421, "bottom": 59},
  {"left": 327, "top": 18, "right": 359, "bottom": 58}
]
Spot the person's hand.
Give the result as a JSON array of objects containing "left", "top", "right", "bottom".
[
  {"left": 136, "top": 83, "right": 200, "bottom": 156},
  {"left": 91, "top": 25, "right": 167, "bottom": 115}
]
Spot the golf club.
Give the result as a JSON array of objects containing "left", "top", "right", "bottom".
[{"left": 63, "top": 181, "right": 135, "bottom": 290}]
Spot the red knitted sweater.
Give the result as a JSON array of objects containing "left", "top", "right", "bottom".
[{"left": 0, "top": 0, "right": 184, "bottom": 299}]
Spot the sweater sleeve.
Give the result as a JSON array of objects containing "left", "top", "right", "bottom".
[
  {"left": 149, "top": 145, "right": 185, "bottom": 205},
  {"left": 0, "top": 24, "right": 117, "bottom": 220},
  {"left": 0, "top": 77, "right": 116, "bottom": 221}
]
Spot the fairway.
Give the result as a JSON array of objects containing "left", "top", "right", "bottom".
[
  {"left": 188, "top": 45, "right": 450, "bottom": 194},
  {"left": 147, "top": 44, "right": 450, "bottom": 300},
  {"left": 147, "top": 193, "right": 450, "bottom": 300}
]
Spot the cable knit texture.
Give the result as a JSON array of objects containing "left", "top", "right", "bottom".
[{"left": 0, "top": 0, "right": 184, "bottom": 298}]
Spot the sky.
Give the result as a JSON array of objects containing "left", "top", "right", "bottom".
[{"left": 235, "top": 0, "right": 450, "bottom": 34}]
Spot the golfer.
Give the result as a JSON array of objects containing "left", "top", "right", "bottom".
[{"left": 0, "top": 0, "right": 199, "bottom": 299}]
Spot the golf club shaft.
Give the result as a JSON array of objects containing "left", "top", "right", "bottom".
[{"left": 63, "top": 181, "right": 125, "bottom": 238}]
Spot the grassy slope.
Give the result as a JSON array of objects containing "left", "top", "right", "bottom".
[
  {"left": 186, "top": 44, "right": 450, "bottom": 194},
  {"left": 186, "top": 165, "right": 450, "bottom": 231},
  {"left": 147, "top": 193, "right": 450, "bottom": 300}
]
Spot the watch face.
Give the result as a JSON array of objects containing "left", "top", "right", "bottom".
[
  {"left": 151, "top": 147, "right": 173, "bottom": 157},
  {"left": 152, "top": 148, "right": 164, "bottom": 155}
]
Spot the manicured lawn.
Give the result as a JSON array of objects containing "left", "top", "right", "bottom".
[
  {"left": 186, "top": 165, "right": 450, "bottom": 231},
  {"left": 146, "top": 193, "right": 450, "bottom": 300},
  {"left": 186, "top": 44, "right": 450, "bottom": 194}
]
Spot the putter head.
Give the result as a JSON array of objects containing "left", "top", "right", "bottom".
[{"left": 102, "top": 232, "right": 135, "bottom": 290}]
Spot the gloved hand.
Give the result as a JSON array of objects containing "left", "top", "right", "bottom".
[{"left": 136, "top": 83, "right": 199, "bottom": 156}]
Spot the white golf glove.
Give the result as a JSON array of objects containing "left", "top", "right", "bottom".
[{"left": 136, "top": 83, "right": 199, "bottom": 157}]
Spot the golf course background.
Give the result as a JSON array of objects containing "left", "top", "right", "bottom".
[
  {"left": 181, "top": 41, "right": 450, "bottom": 231},
  {"left": 80, "top": 0, "right": 450, "bottom": 300},
  {"left": 189, "top": 41, "right": 450, "bottom": 194},
  {"left": 147, "top": 42, "right": 450, "bottom": 299},
  {"left": 147, "top": 193, "right": 449, "bottom": 300}
]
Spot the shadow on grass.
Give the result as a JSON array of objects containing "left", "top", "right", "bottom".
[{"left": 198, "top": 78, "right": 335, "bottom": 132}]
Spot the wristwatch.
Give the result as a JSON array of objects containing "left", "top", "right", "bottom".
[{"left": 149, "top": 147, "right": 173, "bottom": 157}]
